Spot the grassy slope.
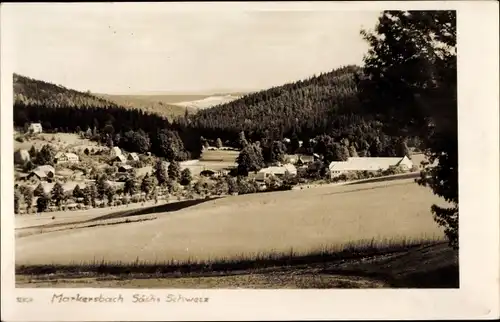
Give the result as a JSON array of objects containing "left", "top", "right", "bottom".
[
  {"left": 16, "top": 179, "right": 448, "bottom": 265},
  {"left": 16, "top": 243, "right": 458, "bottom": 288}
]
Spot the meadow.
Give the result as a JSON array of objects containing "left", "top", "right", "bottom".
[{"left": 16, "top": 178, "right": 448, "bottom": 266}]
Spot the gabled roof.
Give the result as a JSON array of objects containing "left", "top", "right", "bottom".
[
  {"left": 258, "top": 163, "right": 296, "bottom": 175},
  {"left": 128, "top": 152, "right": 139, "bottom": 160},
  {"left": 114, "top": 154, "right": 127, "bottom": 162},
  {"left": 329, "top": 157, "right": 410, "bottom": 172},
  {"left": 110, "top": 147, "right": 122, "bottom": 155},
  {"left": 33, "top": 165, "right": 55, "bottom": 174}
]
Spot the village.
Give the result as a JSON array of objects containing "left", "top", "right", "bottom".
[{"left": 14, "top": 122, "right": 421, "bottom": 216}]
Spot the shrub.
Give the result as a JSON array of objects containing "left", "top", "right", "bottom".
[
  {"left": 104, "top": 165, "right": 118, "bottom": 176},
  {"left": 15, "top": 136, "right": 24, "bottom": 143},
  {"left": 23, "top": 160, "right": 35, "bottom": 173}
]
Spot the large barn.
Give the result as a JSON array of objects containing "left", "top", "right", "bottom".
[{"left": 328, "top": 156, "right": 414, "bottom": 178}]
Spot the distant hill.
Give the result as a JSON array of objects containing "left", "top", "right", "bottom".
[{"left": 96, "top": 93, "right": 197, "bottom": 120}]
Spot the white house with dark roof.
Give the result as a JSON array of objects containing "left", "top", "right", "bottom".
[
  {"left": 27, "top": 165, "right": 55, "bottom": 181},
  {"left": 27, "top": 123, "right": 43, "bottom": 134},
  {"left": 328, "top": 156, "right": 414, "bottom": 178},
  {"left": 127, "top": 152, "right": 139, "bottom": 161},
  {"left": 113, "top": 154, "right": 127, "bottom": 164},
  {"left": 255, "top": 164, "right": 297, "bottom": 182},
  {"left": 54, "top": 152, "right": 80, "bottom": 164}
]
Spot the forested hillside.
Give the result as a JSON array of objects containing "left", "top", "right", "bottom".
[
  {"left": 183, "top": 65, "right": 414, "bottom": 157},
  {"left": 189, "top": 65, "right": 362, "bottom": 141},
  {"left": 13, "top": 66, "right": 415, "bottom": 162},
  {"left": 14, "top": 74, "right": 114, "bottom": 108}
]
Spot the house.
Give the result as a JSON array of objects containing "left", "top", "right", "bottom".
[
  {"left": 27, "top": 123, "right": 43, "bottom": 134},
  {"left": 54, "top": 152, "right": 79, "bottom": 164},
  {"left": 255, "top": 164, "right": 297, "bottom": 182},
  {"left": 328, "top": 156, "right": 414, "bottom": 178},
  {"left": 127, "top": 153, "right": 139, "bottom": 162},
  {"left": 118, "top": 165, "right": 133, "bottom": 173},
  {"left": 113, "top": 154, "right": 127, "bottom": 164},
  {"left": 109, "top": 147, "right": 122, "bottom": 157},
  {"left": 27, "top": 165, "right": 55, "bottom": 181},
  {"left": 14, "top": 149, "right": 30, "bottom": 164}
]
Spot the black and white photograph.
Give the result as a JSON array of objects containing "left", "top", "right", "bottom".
[{"left": 1, "top": 1, "right": 498, "bottom": 321}]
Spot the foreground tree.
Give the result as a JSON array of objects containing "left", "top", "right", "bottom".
[
  {"left": 36, "top": 193, "right": 50, "bottom": 213},
  {"left": 141, "top": 173, "right": 157, "bottom": 198},
  {"left": 96, "top": 174, "right": 110, "bottom": 200},
  {"left": 51, "top": 182, "right": 65, "bottom": 207},
  {"left": 19, "top": 185, "right": 34, "bottom": 213},
  {"left": 157, "top": 129, "right": 185, "bottom": 161},
  {"left": 28, "top": 145, "right": 38, "bottom": 159},
  {"left": 237, "top": 143, "right": 264, "bottom": 176},
  {"left": 168, "top": 160, "right": 181, "bottom": 182},
  {"left": 124, "top": 175, "right": 139, "bottom": 196},
  {"left": 360, "top": 10, "right": 457, "bottom": 247},
  {"left": 180, "top": 168, "right": 192, "bottom": 186},
  {"left": 14, "top": 190, "right": 21, "bottom": 214},
  {"left": 36, "top": 144, "right": 56, "bottom": 165},
  {"left": 34, "top": 183, "right": 45, "bottom": 197},
  {"left": 72, "top": 184, "right": 84, "bottom": 199},
  {"left": 154, "top": 159, "right": 168, "bottom": 186},
  {"left": 83, "top": 184, "right": 97, "bottom": 207}
]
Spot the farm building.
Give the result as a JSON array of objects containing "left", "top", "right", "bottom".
[
  {"left": 113, "top": 154, "right": 127, "bottom": 163},
  {"left": 14, "top": 149, "right": 30, "bottom": 164},
  {"left": 328, "top": 156, "right": 414, "bottom": 178},
  {"left": 127, "top": 153, "right": 139, "bottom": 161},
  {"left": 109, "top": 147, "right": 122, "bottom": 157},
  {"left": 255, "top": 164, "right": 297, "bottom": 182},
  {"left": 27, "top": 123, "right": 43, "bottom": 134},
  {"left": 27, "top": 165, "right": 55, "bottom": 181},
  {"left": 54, "top": 152, "right": 80, "bottom": 164}
]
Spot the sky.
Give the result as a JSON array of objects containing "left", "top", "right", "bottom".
[{"left": 5, "top": 3, "right": 381, "bottom": 94}]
